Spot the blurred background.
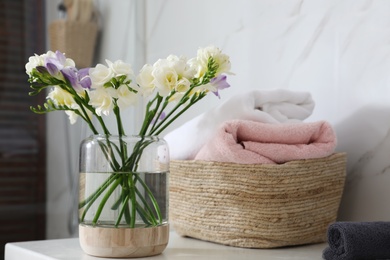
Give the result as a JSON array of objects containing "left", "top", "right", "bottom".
[{"left": 1, "top": 0, "right": 390, "bottom": 258}]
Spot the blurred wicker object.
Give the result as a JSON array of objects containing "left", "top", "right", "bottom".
[
  {"left": 49, "top": 20, "right": 98, "bottom": 68},
  {"left": 169, "top": 153, "right": 346, "bottom": 248}
]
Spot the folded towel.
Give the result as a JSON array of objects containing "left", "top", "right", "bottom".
[
  {"left": 164, "top": 89, "right": 315, "bottom": 160},
  {"left": 323, "top": 222, "right": 390, "bottom": 260},
  {"left": 194, "top": 120, "right": 336, "bottom": 164}
]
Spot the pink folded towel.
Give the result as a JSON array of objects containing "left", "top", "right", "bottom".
[{"left": 194, "top": 120, "right": 337, "bottom": 164}]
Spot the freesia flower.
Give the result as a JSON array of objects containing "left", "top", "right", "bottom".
[
  {"left": 25, "top": 54, "right": 44, "bottom": 75},
  {"left": 209, "top": 75, "right": 230, "bottom": 98},
  {"left": 165, "top": 55, "right": 195, "bottom": 80},
  {"left": 195, "top": 75, "right": 230, "bottom": 98},
  {"left": 106, "top": 59, "right": 134, "bottom": 78},
  {"left": 89, "top": 88, "right": 114, "bottom": 116},
  {"left": 137, "top": 64, "right": 155, "bottom": 97},
  {"left": 47, "top": 51, "right": 75, "bottom": 67},
  {"left": 28, "top": 45, "right": 232, "bottom": 132},
  {"left": 175, "top": 78, "right": 191, "bottom": 93},
  {"left": 65, "top": 110, "right": 79, "bottom": 124},
  {"left": 151, "top": 64, "right": 178, "bottom": 97},
  {"left": 89, "top": 63, "right": 114, "bottom": 87},
  {"left": 47, "top": 86, "right": 79, "bottom": 109},
  {"left": 191, "top": 45, "right": 232, "bottom": 79},
  {"left": 45, "top": 51, "right": 75, "bottom": 77},
  {"left": 116, "top": 84, "right": 138, "bottom": 109},
  {"left": 78, "top": 68, "right": 92, "bottom": 89},
  {"left": 61, "top": 67, "right": 91, "bottom": 93}
]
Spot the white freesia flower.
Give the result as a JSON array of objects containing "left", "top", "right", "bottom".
[
  {"left": 89, "top": 88, "right": 114, "bottom": 116},
  {"left": 43, "top": 50, "right": 56, "bottom": 58},
  {"left": 116, "top": 84, "right": 137, "bottom": 109},
  {"left": 106, "top": 59, "right": 134, "bottom": 78},
  {"left": 137, "top": 57, "right": 196, "bottom": 98},
  {"left": 65, "top": 104, "right": 93, "bottom": 124},
  {"left": 48, "top": 86, "right": 79, "bottom": 109},
  {"left": 137, "top": 64, "right": 155, "bottom": 97},
  {"left": 25, "top": 54, "right": 44, "bottom": 75},
  {"left": 89, "top": 64, "right": 114, "bottom": 87},
  {"left": 166, "top": 55, "right": 195, "bottom": 80},
  {"left": 192, "top": 45, "right": 232, "bottom": 78},
  {"left": 39, "top": 51, "right": 56, "bottom": 64},
  {"left": 176, "top": 78, "right": 191, "bottom": 93},
  {"left": 25, "top": 50, "right": 58, "bottom": 75},
  {"left": 152, "top": 65, "right": 178, "bottom": 97},
  {"left": 65, "top": 110, "right": 79, "bottom": 124}
]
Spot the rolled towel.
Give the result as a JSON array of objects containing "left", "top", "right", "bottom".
[
  {"left": 164, "top": 89, "right": 315, "bottom": 160},
  {"left": 323, "top": 222, "right": 390, "bottom": 260},
  {"left": 194, "top": 119, "right": 336, "bottom": 164}
]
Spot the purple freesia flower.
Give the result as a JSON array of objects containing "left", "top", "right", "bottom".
[
  {"left": 61, "top": 67, "right": 78, "bottom": 87},
  {"left": 78, "top": 68, "right": 90, "bottom": 79},
  {"left": 55, "top": 50, "right": 67, "bottom": 64},
  {"left": 45, "top": 51, "right": 68, "bottom": 77},
  {"left": 78, "top": 68, "right": 92, "bottom": 89},
  {"left": 46, "top": 62, "right": 60, "bottom": 77},
  {"left": 210, "top": 75, "right": 230, "bottom": 98},
  {"left": 62, "top": 67, "right": 91, "bottom": 91}
]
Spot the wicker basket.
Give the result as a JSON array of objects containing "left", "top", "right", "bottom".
[
  {"left": 169, "top": 153, "right": 346, "bottom": 248},
  {"left": 49, "top": 20, "right": 98, "bottom": 68}
]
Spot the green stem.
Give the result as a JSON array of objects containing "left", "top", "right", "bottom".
[
  {"left": 135, "top": 187, "right": 158, "bottom": 225},
  {"left": 122, "top": 175, "right": 132, "bottom": 225},
  {"left": 135, "top": 201, "right": 154, "bottom": 226},
  {"left": 61, "top": 85, "right": 99, "bottom": 134},
  {"left": 124, "top": 199, "right": 131, "bottom": 225},
  {"left": 92, "top": 175, "right": 123, "bottom": 225},
  {"left": 79, "top": 175, "right": 119, "bottom": 223},
  {"left": 98, "top": 139, "right": 121, "bottom": 170},
  {"left": 96, "top": 116, "right": 110, "bottom": 135},
  {"left": 152, "top": 93, "right": 205, "bottom": 135},
  {"left": 114, "top": 193, "right": 130, "bottom": 227},
  {"left": 113, "top": 104, "right": 125, "bottom": 136},
  {"left": 78, "top": 104, "right": 99, "bottom": 134},
  {"left": 127, "top": 174, "right": 137, "bottom": 228},
  {"left": 123, "top": 137, "right": 148, "bottom": 170},
  {"left": 134, "top": 174, "right": 162, "bottom": 224},
  {"left": 148, "top": 87, "right": 197, "bottom": 135},
  {"left": 79, "top": 173, "right": 117, "bottom": 209},
  {"left": 147, "top": 95, "right": 165, "bottom": 134},
  {"left": 113, "top": 105, "right": 128, "bottom": 166},
  {"left": 138, "top": 95, "right": 160, "bottom": 135}
]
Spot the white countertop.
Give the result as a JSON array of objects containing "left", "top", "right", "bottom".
[{"left": 5, "top": 231, "right": 327, "bottom": 260}]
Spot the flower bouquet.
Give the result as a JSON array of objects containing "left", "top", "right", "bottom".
[{"left": 26, "top": 46, "right": 232, "bottom": 257}]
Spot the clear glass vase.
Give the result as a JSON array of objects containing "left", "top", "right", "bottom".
[{"left": 78, "top": 135, "right": 169, "bottom": 258}]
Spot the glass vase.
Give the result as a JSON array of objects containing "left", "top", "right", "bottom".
[{"left": 78, "top": 135, "right": 169, "bottom": 258}]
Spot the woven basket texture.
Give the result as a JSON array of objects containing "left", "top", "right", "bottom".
[
  {"left": 169, "top": 153, "right": 346, "bottom": 248},
  {"left": 49, "top": 20, "right": 98, "bottom": 68}
]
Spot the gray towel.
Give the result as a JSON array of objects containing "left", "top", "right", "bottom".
[{"left": 323, "top": 222, "right": 390, "bottom": 260}]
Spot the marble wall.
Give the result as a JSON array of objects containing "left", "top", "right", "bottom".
[{"left": 45, "top": 0, "right": 390, "bottom": 238}]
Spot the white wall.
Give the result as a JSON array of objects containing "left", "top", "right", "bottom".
[{"left": 45, "top": 0, "right": 390, "bottom": 238}]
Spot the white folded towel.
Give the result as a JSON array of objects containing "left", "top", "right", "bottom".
[{"left": 164, "top": 89, "right": 315, "bottom": 160}]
